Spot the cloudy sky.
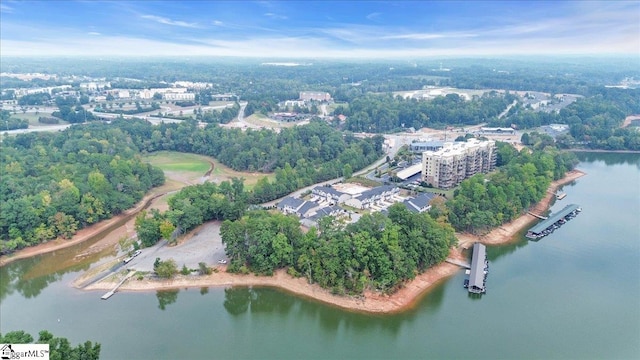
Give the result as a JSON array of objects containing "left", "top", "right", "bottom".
[{"left": 1, "top": 1, "right": 638, "bottom": 57}]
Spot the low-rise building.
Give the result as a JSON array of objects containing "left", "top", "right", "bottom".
[
  {"left": 402, "top": 193, "right": 436, "bottom": 213},
  {"left": 344, "top": 185, "right": 399, "bottom": 210},
  {"left": 300, "top": 91, "right": 331, "bottom": 102},
  {"left": 276, "top": 197, "right": 319, "bottom": 218},
  {"left": 312, "top": 186, "right": 351, "bottom": 205}
]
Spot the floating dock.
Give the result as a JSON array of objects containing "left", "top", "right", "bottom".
[
  {"left": 465, "top": 243, "right": 488, "bottom": 294},
  {"left": 556, "top": 192, "right": 567, "bottom": 200},
  {"left": 101, "top": 271, "right": 134, "bottom": 300},
  {"left": 526, "top": 204, "right": 581, "bottom": 240}
]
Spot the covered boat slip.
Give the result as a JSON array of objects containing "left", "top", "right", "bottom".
[
  {"left": 467, "top": 243, "right": 488, "bottom": 294},
  {"left": 527, "top": 203, "right": 581, "bottom": 239}
]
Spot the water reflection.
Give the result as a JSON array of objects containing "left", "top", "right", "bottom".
[
  {"left": 576, "top": 152, "right": 640, "bottom": 167},
  {"left": 222, "top": 287, "right": 295, "bottom": 315},
  {"left": 0, "top": 256, "right": 88, "bottom": 301},
  {"left": 156, "top": 289, "right": 179, "bottom": 310}
]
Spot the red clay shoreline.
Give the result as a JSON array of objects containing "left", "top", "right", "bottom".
[{"left": 82, "top": 169, "right": 586, "bottom": 314}]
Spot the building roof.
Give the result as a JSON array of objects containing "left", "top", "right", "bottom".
[
  {"left": 297, "top": 201, "right": 319, "bottom": 216},
  {"left": 313, "top": 186, "right": 346, "bottom": 198},
  {"left": 277, "top": 196, "right": 305, "bottom": 210},
  {"left": 403, "top": 193, "right": 435, "bottom": 212},
  {"left": 529, "top": 204, "right": 580, "bottom": 234},
  {"left": 357, "top": 185, "right": 397, "bottom": 200},
  {"left": 307, "top": 205, "right": 342, "bottom": 221},
  {"left": 469, "top": 243, "right": 486, "bottom": 291},
  {"left": 397, "top": 163, "right": 423, "bottom": 180}
]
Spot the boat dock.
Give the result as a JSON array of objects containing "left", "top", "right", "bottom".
[
  {"left": 556, "top": 192, "right": 567, "bottom": 200},
  {"left": 446, "top": 258, "right": 471, "bottom": 269},
  {"left": 101, "top": 271, "right": 134, "bottom": 300},
  {"left": 526, "top": 204, "right": 581, "bottom": 240},
  {"left": 464, "top": 243, "right": 488, "bottom": 294}
]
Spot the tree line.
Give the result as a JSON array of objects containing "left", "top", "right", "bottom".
[{"left": 220, "top": 204, "right": 456, "bottom": 295}]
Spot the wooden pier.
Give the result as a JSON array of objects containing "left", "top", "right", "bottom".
[
  {"left": 527, "top": 212, "right": 548, "bottom": 220},
  {"left": 446, "top": 258, "right": 471, "bottom": 269},
  {"left": 101, "top": 271, "right": 134, "bottom": 300}
]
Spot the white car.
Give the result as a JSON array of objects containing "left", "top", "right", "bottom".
[{"left": 218, "top": 259, "right": 227, "bottom": 264}]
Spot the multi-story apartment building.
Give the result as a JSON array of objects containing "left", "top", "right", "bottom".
[{"left": 421, "top": 139, "right": 497, "bottom": 189}]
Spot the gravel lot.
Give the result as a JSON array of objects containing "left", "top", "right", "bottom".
[{"left": 124, "top": 221, "right": 227, "bottom": 272}]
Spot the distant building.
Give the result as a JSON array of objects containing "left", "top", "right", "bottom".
[
  {"left": 479, "top": 127, "right": 515, "bottom": 135},
  {"left": 300, "top": 91, "right": 331, "bottom": 102},
  {"left": 422, "top": 139, "right": 497, "bottom": 189},
  {"left": 410, "top": 141, "right": 444, "bottom": 153},
  {"left": 539, "top": 124, "right": 570, "bottom": 138},
  {"left": 164, "top": 92, "right": 196, "bottom": 101}
]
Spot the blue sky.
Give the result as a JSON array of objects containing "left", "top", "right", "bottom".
[{"left": 1, "top": 1, "right": 638, "bottom": 57}]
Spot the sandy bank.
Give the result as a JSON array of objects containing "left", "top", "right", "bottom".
[{"left": 85, "top": 257, "right": 462, "bottom": 314}]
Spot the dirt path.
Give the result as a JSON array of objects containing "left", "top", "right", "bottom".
[{"left": 622, "top": 114, "right": 640, "bottom": 128}]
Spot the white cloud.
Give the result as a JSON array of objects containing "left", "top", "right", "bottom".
[
  {"left": 212, "top": 20, "right": 224, "bottom": 26},
  {"left": 140, "top": 14, "right": 200, "bottom": 28},
  {"left": 0, "top": 3, "right": 13, "bottom": 13},
  {"left": 366, "top": 12, "right": 381, "bottom": 21},
  {"left": 383, "top": 32, "right": 477, "bottom": 40},
  {"left": 87, "top": 32, "right": 101, "bottom": 36},
  {"left": 264, "top": 12, "right": 287, "bottom": 20}
]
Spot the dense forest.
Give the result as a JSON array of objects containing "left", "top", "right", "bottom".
[
  {"left": 221, "top": 204, "right": 456, "bottom": 295},
  {"left": 0, "top": 330, "right": 101, "bottom": 360},
  {"left": 444, "top": 144, "right": 578, "bottom": 234},
  {"left": 0, "top": 126, "right": 165, "bottom": 253},
  {"left": 337, "top": 92, "right": 514, "bottom": 132},
  {"left": 0, "top": 119, "right": 383, "bottom": 253}
]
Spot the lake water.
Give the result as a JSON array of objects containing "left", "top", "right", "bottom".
[{"left": 1, "top": 152, "right": 639, "bottom": 360}]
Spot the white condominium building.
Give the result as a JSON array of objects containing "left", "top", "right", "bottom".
[{"left": 422, "top": 139, "right": 497, "bottom": 189}]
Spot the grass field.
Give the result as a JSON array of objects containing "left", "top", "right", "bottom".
[
  {"left": 244, "top": 113, "right": 299, "bottom": 129},
  {"left": 10, "top": 112, "right": 68, "bottom": 127},
  {"left": 143, "top": 151, "right": 274, "bottom": 190}
]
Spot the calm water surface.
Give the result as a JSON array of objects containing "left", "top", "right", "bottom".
[{"left": 2, "top": 153, "right": 639, "bottom": 360}]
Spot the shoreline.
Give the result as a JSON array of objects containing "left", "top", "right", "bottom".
[
  {"left": 83, "top": 169, "right": 586, "bottom": 314},
  {"left": 0, "top": 192, "right": 164, "bottom": 267}
]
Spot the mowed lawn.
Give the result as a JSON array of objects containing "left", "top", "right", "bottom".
[{"left": 143, "top": 151, "right": 274, "bottom": 190}]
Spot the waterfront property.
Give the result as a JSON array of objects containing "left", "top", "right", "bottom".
[
  {"left": 466, "top": 243, "right": 488, "bottom": 294},
  {"left": 526, "top": 204, "right": 582, "bottom": 239},
  {"left": 421, "top": 139, "right": 497, "bottom": 189}
]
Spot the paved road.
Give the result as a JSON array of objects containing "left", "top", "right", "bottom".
[{"left": 121, "top": 222, "right": 227, "bottom": 272}]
